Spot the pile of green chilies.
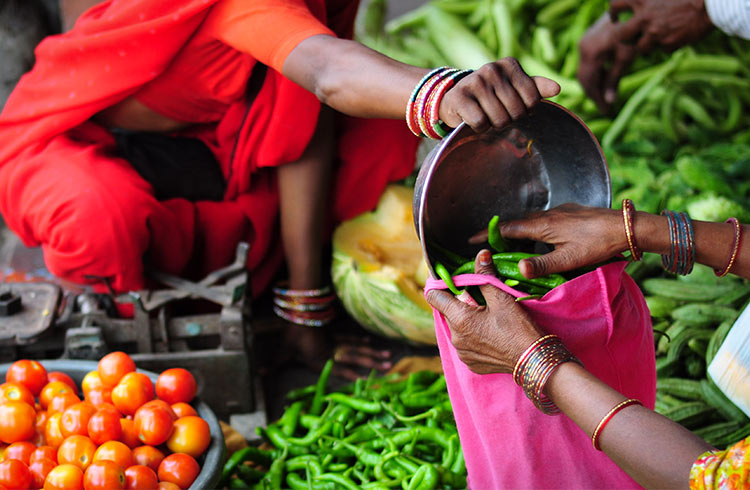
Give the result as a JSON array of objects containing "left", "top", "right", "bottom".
[{"left": 221, "top": 360, "right": 466, "bottom": 489}]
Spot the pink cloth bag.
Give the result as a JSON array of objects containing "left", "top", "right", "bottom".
[{"left": 424, "top": 261, "right": 655, "bottom": 489}]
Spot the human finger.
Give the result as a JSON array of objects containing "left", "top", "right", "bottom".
[
  {"left": 454, "top": 97, "right": 491, "bottom": 133},
  {"left": 336, "top": 343, "right": 392, "bottom": 361},
  {"left": 518, "top": 247, "right": 582, "bottom": 278},
  {"left": 494, "top": 58, "right": 541, "bottom": 114},
  {"left": 468, "top": 229, "right": 489, "bottom": 244},
  {"left": 332, "top": 364, "right": 364, "bottom": 381},
  {"left": 602, "top": 42, "right": 637, "bottom": 105},
  {"left": 333, "top": 346, "right": 393, "bottom": 371},
  {"left": 426, "top": 288, "right": 472, "bottom": 321},
  {"left": 468, "top": 71, "right": 513, "bottom": 128},
  {"left": 532, "top": 77, "right": 561, "bottom": 99},
  {"left": 609, "top": 0, "right": 637, "bottom": 20}
]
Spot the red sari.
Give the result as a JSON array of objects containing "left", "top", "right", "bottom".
[{"left": 0, "top": 0, "right": 419, "bottom": 294}]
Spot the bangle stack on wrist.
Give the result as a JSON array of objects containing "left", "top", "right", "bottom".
[
  {"left": 513, "top": 335, "right": 582, "bottom": 415},
  {"left": 406, "top": 66, "right": 473, "bottom": 140},
  {"left": 660, "top": 210, "right": 696, "bottom": 275},
  {"left": 272, "top": 282, "right": 337, "bottom": 327}
]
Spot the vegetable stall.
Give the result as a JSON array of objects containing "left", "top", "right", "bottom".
[{"left": 223, "top": 0, "right": 750, "bottom": 487}]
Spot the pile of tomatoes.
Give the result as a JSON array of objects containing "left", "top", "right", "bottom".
[{"left": 0, "top": 353, "right": 212, "bottom": 490}]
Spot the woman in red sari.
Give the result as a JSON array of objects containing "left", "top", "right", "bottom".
[{"left": 0, "top": 0, "right": 559, "bottom": 369}]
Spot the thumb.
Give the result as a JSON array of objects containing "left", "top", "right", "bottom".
[
  {"left": 533, "top": 76, "right": 561, "bottom": 99},
  {"left": 426, "top": 289, "right": 471, "bottom": 323},
  {"left": 518, "top": 249, "right": 572, "bottom": 278}
]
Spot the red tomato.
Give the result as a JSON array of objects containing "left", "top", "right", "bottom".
[
  {"left": 0, "top": 402, "right": 36, "bottom": 444},
  {"left": 157, "top": 482, "right": 180, "bottom": 490},
  {"left": 35, "top": 410, "right": 49, "bottom": 434},
  {"left": 6, "top": 360, "right": 47, "bottom": 396},
  {"left": 166, "top": 416, "right": 210, "bottom": 458},
  {"left": 131, "top": 446, "right": 164, "bottom": 473},
  {"left": 155, "top": 369, "right": 196, "bottom": 405},
  {"left": 123, "top": 465, "right": 158, "bottom": 490},
  {"left": 44, "top": 413, "right": 66, "bottom": 449},
  {"left": 30, "top": 445, "right": 58, "bottom": 464},
  {"left": 3, "top": 441, "right": 36, "bottom": 465},
  {"left": 170, "top": 403, "right": 197, "bottom": 419},
  {"left": 46, "top": 372, "right": 77, "bottom": 391},
  {"left": 133, "top": 406, "right": 173, "bottom": 447},
  {"left": 157, "top": 453, "right": 199, "bottom": 490},
  {"left": 0, "top": 459, "right": 32, "bottom": 490},
  {"left": 29, "top": 457, "right": 56, "bottom": 489},
  {"left": 88, "top": 408, "right": 122, "bottom": 445},
  {"left": 118, "top": 419, "right": 139, "bottom": 449},
  {"left": 139, "top": 400, "right": 176, "bottom": 422},
  {"left": 48, "top": 392, "right": 82, "bottom": 416},
  {"left": 0, "top": 383, "right": 35, "bottom": 407},
  {"left": 61, "top": 402, "right": 97, "bottom": 438},
  {"left": 57, "top": 435, "right": 97, "bottom": 471},
  {"left": 81, "top": 372, "right": 103, "bottom": 396},
  {"left": 85, "top": 388, "right": 113, "bottom": 408},
  {"left": 83, "top": 460, "right": 126, "bottom": 490},
  {"left": 43, "top": 463, "right": 84, "bottom": 490},
  {"left": 40, "top": 381, "right": 76, "bottom": 409},
  {"left": 111, "top": 373, "right": 154, "bottom": 416},
  {"left": 93, "top": 441, "right": 133, "bottom": 470},
  {"left": 97, "top": 353, "right": 136, "bottom": 388}
]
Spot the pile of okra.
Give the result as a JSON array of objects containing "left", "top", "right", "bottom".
[{"left": 220, "top": 360, "right": 466, "bottom": 489}]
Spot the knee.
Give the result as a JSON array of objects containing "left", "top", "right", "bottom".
[{"left": 42, "top": 186, "right": 151, "bottom": 291}]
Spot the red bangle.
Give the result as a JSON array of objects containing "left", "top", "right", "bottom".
[
  {"left": 591, "top": 399, "right": 642, "bottom": 450},
  {"left": 715, "top": 217, "right": 742, "bottom": 277},
  {"left": 513, "top": 334, "right": 558, "bottom": 385},
  {"left": 622, "top": 199, "right": 642, "bottom": 261}
]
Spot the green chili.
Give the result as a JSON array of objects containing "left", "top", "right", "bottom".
[
  {"left": 315, "top": 473, "right": 361, "bottom": 490},
  {"left": 236, "top": 464, "right": 265, "bottom": 484},
  {"left": 326, "top": 393, "right": 383, "bottom": 414},
  {"left": 285, "top": 384, "right": 316, "bottom": 401},
  {"left": 280, "top": 401, "right": 305, "bottom": 437},
  {"left": 434, "top": 262, "right": 461, "bottom": 296},
  {"left": 259, "top": 446, "right": 287, "bottom": 489},
  {"left": 228, "top": 476, "right": 252, "bottom": 489},
  {"left": 487, "top": 215, "right": 508, "bottom": 253},
  {"left": 310, "top": 359, "right": 334, "bottom": 416},
  {"left": 287, "top": 420, "right": 333, "bottom": 446},
  {"left": 221, "top": 446, "right": 274, "bottom": 486},
  {"left": 406, "top": 464, "right": 439, "bottom": 490}
]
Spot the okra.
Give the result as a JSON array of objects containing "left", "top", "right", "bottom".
[
  {"left": 657, "top": 378, "right": 704, "bottom": 401},
  {"left": 661, "top": 401, "right": 714, "bottom": 428},
  {"left": 700, "top": 379, "right": 749, "bottom": 424}
]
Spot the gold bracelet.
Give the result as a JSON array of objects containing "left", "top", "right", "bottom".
[{"left": 591, "top": 398, "right": 642, "bottom": 451}]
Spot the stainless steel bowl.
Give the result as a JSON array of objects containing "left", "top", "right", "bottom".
[{"left": 413, "top": 101, "right": 611, "bottom": 276}]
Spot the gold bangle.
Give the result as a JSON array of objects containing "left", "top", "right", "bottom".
[
  {"left": 512, "top": 334, "right": 558, "bottom": 385},
  {"left": 591, "top": 398, "right": 642, "bottom": 451}
]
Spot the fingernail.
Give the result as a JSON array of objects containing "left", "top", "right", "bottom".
[
  {"left": 381, "top": 361, "right": 393, "bottom": 369},
  {"left": 605, "top": 89, "right": 617, "bottom": 103},
  {"left": 479, "top": 249, "right": 492, "bottom": 265}
]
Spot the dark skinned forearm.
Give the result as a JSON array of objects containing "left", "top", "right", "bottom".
[
  {"left": 283, "top": 35, "right": 428, "bottom": 120},
  {"left": 545, "top": 362, "right": 713, "bottom": 489}
]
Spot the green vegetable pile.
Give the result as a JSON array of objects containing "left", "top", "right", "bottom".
[
  {"left": 357, "top": 0, "right": 750, "bottom": 219},
  {"left": 222, "top": 361, "right": 466, "bottom": 489}
]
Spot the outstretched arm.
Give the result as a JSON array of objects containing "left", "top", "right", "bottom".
[
  {"left": 282, "top": 35, "right": 561, "bottom": 133},
  {"left": 472, "top": 203, "right": 750, "bottom": 280}
]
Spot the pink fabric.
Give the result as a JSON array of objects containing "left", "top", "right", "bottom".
[{"left": 424, "top": 261, "right": 655, "bottom": 489}]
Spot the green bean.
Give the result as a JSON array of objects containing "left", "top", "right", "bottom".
[{"left": 602, "top": 50, "right": 686, "bottom": 149}]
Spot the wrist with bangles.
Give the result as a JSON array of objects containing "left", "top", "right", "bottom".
[
  {"left": 513, "top": 334, "right": 642, "bottom": 448},
  {"left": 272, "top": 281, "right": 337, "bottom": 327},
  {"left": 622, "top": 198, "right": 743, "bottom": 276},
  {"left": 512, "top": 334, "right": 582, "bottom": 415}
]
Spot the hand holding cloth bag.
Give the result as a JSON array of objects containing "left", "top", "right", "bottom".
[{"left": 425, "top": 261, "right": 656, "bottom": 489}]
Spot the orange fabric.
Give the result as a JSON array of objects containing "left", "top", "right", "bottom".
[
  {"left": 207, "top": 0, "right": 334, "bottom": 73},
  {"left": 0, "top": 0, "right": 420, "bottom": 295}
]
